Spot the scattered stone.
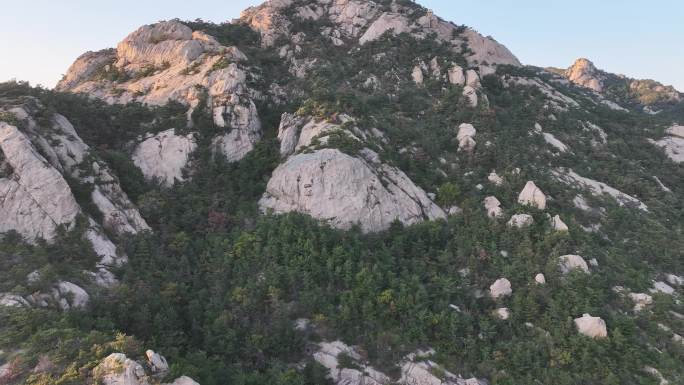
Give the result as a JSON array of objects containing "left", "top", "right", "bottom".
[
  {"left": 490, "top": 278, "right": 512, "bottom": 299},
  {"left": 628, "top": 293, "right": 653, "bottom": 312},
  {"left": 494, "top": 308, "right": 511, "bottom": 320},
  {"left": 550, "top": 215, "right": 569, "bottom": 232},
  {"left": 574, "top": 314, "right": 608, "bottom": 339},
  {"left": 535, "top": 274, "right": 546, "bottom": 285},
  {"left": 559, "top": 255, "right": 590, "bottom": 274},
  {"left": 412, "top": 65, "right": 424, "bottom": 85},
  {"left": 457, "top": 123, "right": 477, "bottom": 152},
  {"left": 508, "top": 214, "right": 534, "bottom": 228},
  {"left": 484, "top": 197, "right": 503, "bottom": 219},
  {"left": 518, "top": 181, "right": 547, "bottom": 210},
  {"left": 488, "top": 171, "right": 504, "bottom": 186}
]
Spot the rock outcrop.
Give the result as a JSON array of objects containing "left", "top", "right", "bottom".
[
  {"left": 0, "top": 122, "right": 80, "bottom": 242},
  {"left": 133, "top": 129, "right": 197, "bottom": 186},
  {"left": 94, "top": 353, "right": 198, "bottom": 385},
  {"left": 238, "top": 0, "right": 520, "bottom": 72},
  {"left": 490, "top": 278, "right": 512, "bottom": 299},
  {"left": 260, "top": 148, "right": 445, "bottom": 233},
  {"left": 553, "top": 168, "right": 648, "bottom": 211},
  {"left": 313, "top": 341, "right": 389, "bottom": 385},
  {"left": 574, "top": 314, "right": 608, "bottom": 339},
  {"left": 51, "top": 281, "right": 90, "bottom": 310},
  {"left": 651, "top": 125, "right": 684, "bottom": 163},
  {"left": 518, "top": 181, "right": 547, "bottom": 210},
  {"left": 565, "top": 58, "right": 604, "bottom": 93},
  {"left": 146, "top": 350, "right": 169, "bottom": 373},
  {"left": 559, "top": 255, "right": 590, "bottom": 274},
  {"left": 57, "top": 21, "right": 262, "bottom": 163}
]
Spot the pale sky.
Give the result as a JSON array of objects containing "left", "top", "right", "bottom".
[{"left": 1, "top": 0, "right": 682, "bottom": 90}]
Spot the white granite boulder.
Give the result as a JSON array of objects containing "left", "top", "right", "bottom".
[
  {"left": 518, "top": 181, "right": 547, "bottom": 210},
  {"left": 490, "top": 278, "right": 512, "bottom": 299},
  {"left": 508, "top": 214, "right": 534, "bottom": 228},
  {"left": 574, "top": 314, "right": 608, "bottom": 339},
  {"left": 559, "top": 255, "right": 590, "bottom": 274}
]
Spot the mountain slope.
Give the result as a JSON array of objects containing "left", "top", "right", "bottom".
[{"left": 1, "top": 1, "right": 684, "bottom": 385}]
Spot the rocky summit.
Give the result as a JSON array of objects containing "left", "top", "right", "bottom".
[{"left": 1, "top": 1, "right": 683, "bottom": 385}]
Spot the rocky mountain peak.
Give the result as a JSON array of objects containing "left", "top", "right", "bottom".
[{"left": 565, "top": 57, "right": 604, "bottom": 92}]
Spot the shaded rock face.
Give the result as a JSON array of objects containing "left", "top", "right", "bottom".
[
  {"left": 260, "top": 148, "right": 445, "bottom": 233},
  {"left": 133, "top": 129, "right": 197, "bottom": 186},
  {"left": 565, "top": 58, "right": 604, "bottom": 93},
  {"left": 57, "top": 21, "right": 262, "bottom": 163},
  {"left": 574, "top": 314, "right": 608, "bottom": 339}
]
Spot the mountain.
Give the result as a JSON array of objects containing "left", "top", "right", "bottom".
[
  {"left": 1, "top": 1, "right": 683, "bottom": 385},
  {"left": 548, "top": 58, "right": 683, "bottom": 113}
]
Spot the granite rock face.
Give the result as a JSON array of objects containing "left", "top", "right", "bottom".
[
  {"left": 57, "top": 21, "right": 262, "bottom": 163},
  {"left": 0, "top": 122, "right": 80, "bottom": 242},
  {"left": 565, "top": 58, "right": 604, "bottom": 93},
  {"left": 260, "top": 148, "right": 445, "bottom": 233},
  {"left": 133, "top": 129, "right": 197, "bottom": 186}
]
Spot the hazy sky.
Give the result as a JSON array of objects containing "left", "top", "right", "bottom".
[{"left": 1, "top": 0, "right": 683, "bottom": 90}]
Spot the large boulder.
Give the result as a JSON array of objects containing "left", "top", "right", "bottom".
[
  {"left": 259, "top": 149, "right": 445, "bottom": 233},
  {"left": 559, "top": 255, "right": 590, "bottom": 274},
  {"left": 574, "top": 314, "right": 608, "bottom": 339},
  {"left": 550, "top": 215, "right": 569, "bottom": 232},
  {"left": 518, "top": 181, "right": 547, "bottom": 210},
  {"left": 484, "top": 196, "right": 503, "bottom": 219},
  {"left": 490, "top": 278, "right": 512, "bottom": 299},
  {"left": 457, "top": 123, "right": 477, "bottom": 152},
  {"left": 133, "top": 129, "right": 197, "bottom": 186},
  {"left": 51, "top": 281, "right": 90, "bottom": 310},
  {"left": 508, "top": 214, "right": 534, "bottom": 228}
]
